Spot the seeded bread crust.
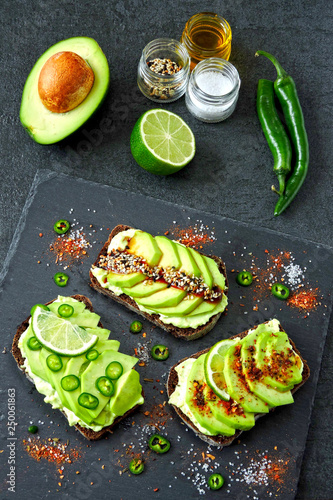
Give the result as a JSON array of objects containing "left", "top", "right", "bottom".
[
  {"left": 167, "top": 322, "right": 310, "bottom": 447},
  {"left": 12, "top": 294, "right": 143, "bottom": 441},
  {"left": 89, "top": 225, "right": 228, "bottom": 340}
]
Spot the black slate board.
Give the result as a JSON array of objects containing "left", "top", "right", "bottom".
[{"left": 0, "top": 169, "right": 332, "bottom": 500}]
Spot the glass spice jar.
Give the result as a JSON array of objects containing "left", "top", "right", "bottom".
[
  {"left": 181, "top": 12, "right": 232, "bottom": 71},
  {"left": 185, "top": 58, "right": 241, "bottom": 123},
  {"left": 137, "top": 38, "right": 190, "bottom": 103}
]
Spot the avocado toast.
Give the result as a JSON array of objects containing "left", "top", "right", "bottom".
[
  {"left": 90, "top": 225, "right": 228, "bottom": 340},
  {"left": 167, "top": 319, "right": 310, "bottom": 447},
  {"left": 12, "top": 295, "right": 144, "bottom": 440}
]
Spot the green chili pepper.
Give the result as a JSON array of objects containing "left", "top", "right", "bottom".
[
  {"left": 27, "top": 336, "right": 42, "bottom": 351},
  {"left": 95, "top": 376, "right": 114, "bottom": 397},
  {"left": 54, "top": 272, "right": 69, "bottom": 287},
  {"left": 271, "top": 282, "right": 290, "bottom": 300},
  {"left": 54, "top": 219, "right": 70, "bottom": 235},
  {"left": 257, "top": 79, "right": 292, "bottom": 195},
  {"left": 208, "top": 473, "right": 224, "bottom": 490},
  {"left": 105, "top": 361, "right": 123, "bottom": 380},
  {"left": 130, "top": 320, "right": 143, "bottom": 333},
  {"left": 28, "top": 425, "right": 38, "bottom": 434},
  {"left": 151, "top": 345, "right": 169, "bottom": 361},
  {"left": 78, "top": 392, "right": 99, "bottom": 410},
  {"left": 148, "top": 434, "right": 171, "bottom": 454},
  {"left": 236, "top": 271, "right": 253, "bottom": 286},
  {"left": 129, "top": 458, "right": 144, "bottom": 475},
  {"left": 61, "top": 375, "right": 80, "bottom": 392},
  {"left": 58, "top": 304, "right": 74, "bottom": 318},
  {"left": 256, "top": 51, "right": 309, "bottom": 216},
  {"left": 46, "top": 354, "right": 63, "bottom": 372},
  {"left": 86, "top": 349, "right": 99, "bottom": 361}
]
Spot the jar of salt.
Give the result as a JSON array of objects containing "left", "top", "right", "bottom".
[{"left": 185, "top": 58, "right": 240, "bottom": 122}]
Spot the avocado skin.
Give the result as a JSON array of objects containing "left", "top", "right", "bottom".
[{"left": 20, "top": 37, "right": 110, "bottom": 145}]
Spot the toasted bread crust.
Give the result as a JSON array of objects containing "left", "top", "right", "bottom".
[
  {"left": 12, "top": 294, "right": 143, "bottom": 441},
  {"left": 89, "top": 225, "right": 228, "bottom": 340},
  {"left": 167, "top": 322, "right": 310, "bottom": 447}
]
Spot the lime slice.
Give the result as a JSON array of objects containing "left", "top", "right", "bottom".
[
  {"left": 32, "top": 306, "right": 98, "bottom": 356},
  {"left": 130, "top": 109, "right": 196, "bottom": 175},
  {"left": 204, "top": 338, "right": 238, "bottom": 401}
]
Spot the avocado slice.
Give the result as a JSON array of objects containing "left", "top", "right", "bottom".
[
  {"left": 152, "top": 295, "right": 203, "bottom": 316},
  {"left": 127, "top": 231, "right": 162, "bottom": 267},
  {"left": 81, "top": 350, "right": 138, "bottom": 419},
  {"left": 188, "top": 248, "right": 213, "bottom": 289},
  {"left": 122, "top": 279, "right": 167, "bottom": 298},
  {"left": 39, "top": 349, "right": 71, "bottom": 410},
  {"left": 255, "top": 330, "right": 302, "bottom": 391},
  {"left": 135, "top": 287, "right": 187, "bottom": 309},
  {"left": 203, "top": 256, "right": 226, "bottom": 290},
  {"left": 241, "top": 328, "right": 294, "bottom": 407},
  {"left": 188, "top": 300, "right": 218, "bottom": 316},
  {"left": 176, "top": 244, "right": 201, "bottom": 277},
  {"left": 185, "top": 355, "right": 235, "bottom": 436},
  {"left": 62, "top": 355, "right": 94, "bottom": 424},
  {"left": 109, "top": 370, "right": 143, "bottom": 417},
  {"left": 155, "top": 236, "right": 181, "bottom": 270},
  {"left": 21, "top": 327, "right": 46, "bottom": 380},
  {"left": 107, "top": 272, "right": 146, "bottom": 288},
  {"left": 224, "top": 342, "right": 270, "bottom": 413},
  {"left": 20, "top": 37, "right": 109, "bottom": 144}
]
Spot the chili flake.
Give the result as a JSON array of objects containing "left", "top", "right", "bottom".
[
  {"left": 50, "top": 229, "right": 91, "bottom": 266},
  {"left": 22, "top": 437, "right": 81, "bottom": 465}
]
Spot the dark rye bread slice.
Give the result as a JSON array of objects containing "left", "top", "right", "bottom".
[
  {"left": 89, "top": 224, "right": 228, "bottom": 340},
  {"left": 167, "top": 321, "right": 310, "bottom": 447},
  {"left": 12, "top": 294, "right": 143, "bottom": 441}
]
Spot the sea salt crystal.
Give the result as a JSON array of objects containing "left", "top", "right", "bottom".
[{"left": 197, "top": 71, "right": 234, "bottom": 96}]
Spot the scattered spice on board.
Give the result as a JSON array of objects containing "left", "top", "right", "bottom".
[
  {"left": 50, "top": 228, "right": 91, "bottom": 266},
  {"left": 287, "top": 287, "right": 320, "bottom": 313},
  {"left": 167, "top": 220, "right": 216, "bottom": 248},
  {"left": 245, "top": 249, "right": 322, "bottom": 315},
  {"left": 22, "top": 437, "right": 81, "bottom": 465}
]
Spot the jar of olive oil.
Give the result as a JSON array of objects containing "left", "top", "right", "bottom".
[{"left": 181, "top": 12, "right": 232, "bottom": 71}]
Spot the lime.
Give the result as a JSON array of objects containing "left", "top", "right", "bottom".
[
  {"left": 130, "top": 109, "right": 196, "bottom": 175},
  {"left": 204, "top": 338, "right": 238, "bottom": 401},
  {"left": 32, "top": 306, "right": 98, "bottom": 356}
]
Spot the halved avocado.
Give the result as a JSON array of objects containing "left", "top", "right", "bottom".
[
  {"left": 20, "top": 37, "right": 109, "bottom": 144},
  {"left": 155, "top": 236, "right": 181, "bottom": 270}
]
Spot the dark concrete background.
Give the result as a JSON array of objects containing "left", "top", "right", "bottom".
[{"left": 0, "top": 0, "right": 332, "bottom": 498}]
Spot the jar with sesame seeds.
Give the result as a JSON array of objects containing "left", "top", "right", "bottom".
[{"left": 137, "top": 38, "right": 190, "bottom": 103}]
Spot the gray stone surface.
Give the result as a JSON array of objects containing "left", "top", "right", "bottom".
[{"left": 0, "top": 0, "right": 332, "bottom": 498}]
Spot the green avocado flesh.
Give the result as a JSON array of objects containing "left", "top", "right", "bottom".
[
  {"left": 169, "top": 320, "right": 303, "bottom": 437},
  {"left": 94, "top": 229, "right": 228, "bottom": 328},
  {"left": 20, "top": 37, "right": 109, "bottom": 144},
  {"left": 20, "top": 296, "right": 143, "bottom": 430}
]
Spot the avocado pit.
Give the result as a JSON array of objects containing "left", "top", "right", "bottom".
[{"left": 38, "top": 51, "right": 94, "bottom": 113}]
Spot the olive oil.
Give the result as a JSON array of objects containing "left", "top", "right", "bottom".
[{"left": 181, "top": 13, "right": 232, "bottom": 70}]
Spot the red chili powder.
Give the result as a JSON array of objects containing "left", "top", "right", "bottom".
[
  {"left": 167, "top": 223, "right": 216, "bottom": 248},
  {"left": 287, "top": 288, "right": 320, "bottom": 312},
  {"left": 50, "top": 229, "right": 91, "bottom": 265},
  {"left": 22, "top": 437, "right": 81, "bottom": 465}
]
